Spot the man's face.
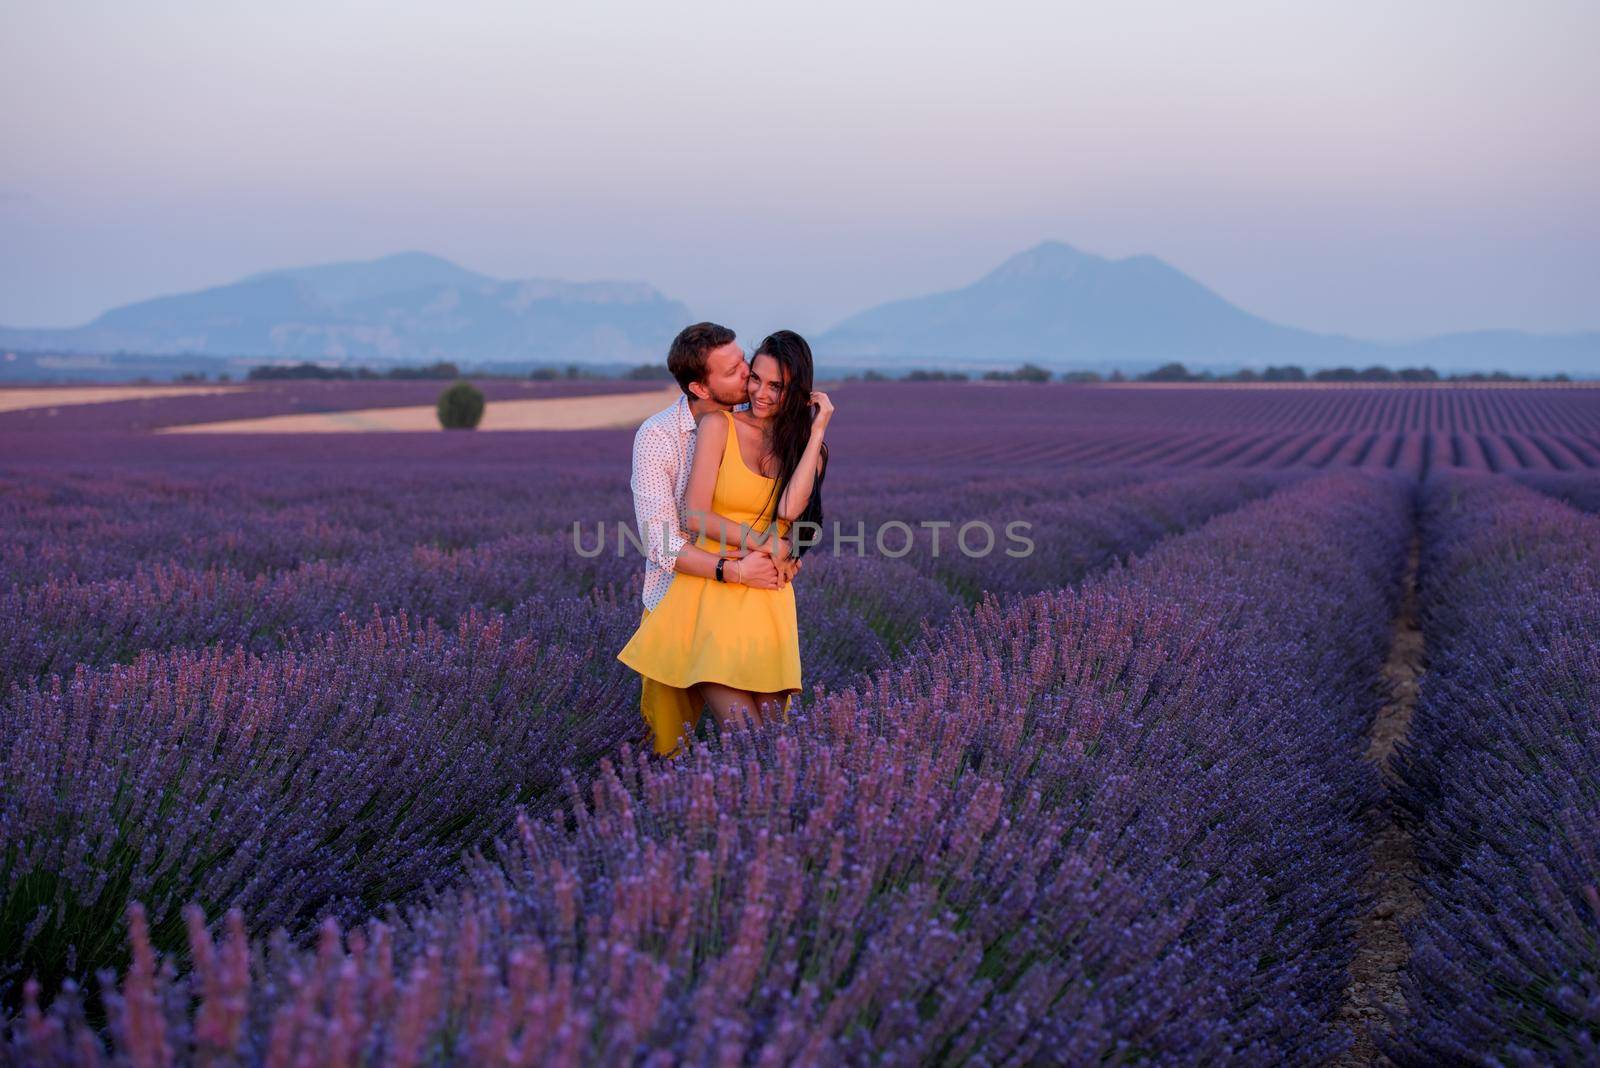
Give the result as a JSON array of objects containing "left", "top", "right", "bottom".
[{"left": 692, "top": 341, "right": 750, "bottom": 407}]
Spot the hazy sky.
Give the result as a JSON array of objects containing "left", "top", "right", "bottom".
[{"left": 2, "top": 0, "right": 1596, "bottom": 342}]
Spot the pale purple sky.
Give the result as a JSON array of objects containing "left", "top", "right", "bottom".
[{"left": 1, "top": 0, "right": 1595, "bottom": 341}]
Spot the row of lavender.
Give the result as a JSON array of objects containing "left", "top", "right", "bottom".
[
  {"left": 1517, "top": 469, "right": 1600, "bottom": 516},
  {"left": 4, "top": 470, "right": 1411, "bottom": 1063},
  {"left": 0, "top": 462, "right": 1140, "bottom": 590},
  {"left": 1387, "top": 474, "right": 1600, "bottom": 1063},
  {"left": 13, "top": 381, "right": 1600, "bottom": 440},
  {"left": 0, "top": 469, "right": 1284, "bottom": 1016},
  {"left": 1, "top": 470, "right": 1288, "bottom": 695}
]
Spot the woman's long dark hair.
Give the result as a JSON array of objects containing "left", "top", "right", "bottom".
[{"left": 752, "top": 330, "right": 826, "bottom": 558}]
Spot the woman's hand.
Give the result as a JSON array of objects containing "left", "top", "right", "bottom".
[
  {"left": 776, "top": 555, "right": 802, "bottom": 584},
  {"left": 809, "top": 391, "right": 833, "bottom": 430}
]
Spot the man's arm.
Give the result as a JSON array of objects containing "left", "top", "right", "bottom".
[{"left": 630, "top": 421, "right": 782, "bottom": 588}]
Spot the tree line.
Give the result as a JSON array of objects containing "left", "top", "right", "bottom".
[{"left": 842, "top": 362, "right": 1569, "bottom": 384}]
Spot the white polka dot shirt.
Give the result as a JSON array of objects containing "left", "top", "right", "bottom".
[{"left": 630, "top": 392, "right": 749, "bottom": 610}]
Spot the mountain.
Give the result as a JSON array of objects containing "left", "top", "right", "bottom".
[
  {"left": 816, "top": 241, "right": 1599, "bottom": 375},
  {"left": 5, "top": 243, "right": 1594, "bottom": 374},
  {"left": 0, "top": 252, "right": 693, "bottom": 365}
]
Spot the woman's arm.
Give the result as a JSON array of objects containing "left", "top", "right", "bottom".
[
  {"left": 683, "top": 411, "right": 770, "bottom": 552},
  {"left": 777, "top": 391, "right": 833, "bottom": 522}
]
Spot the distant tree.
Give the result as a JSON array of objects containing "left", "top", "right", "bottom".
[
  {"left": 1139, "top": 362, "right": 1192, "bottom": 382},
  {"left": 175, "top": 371, "right": 207, "bottom": 383},
  {"left": 625, "top": 363, "right": 672, "bottom": 381},
  {"left": 1108, "top": 369, "right": 1126, "bottom": 382},
  {"left": 248, "top": 362, "right": 357, "bottom": 381},
  {"left": 386, "top": 361, "right": 459, "bottom": 380},
  {"left": 529, "top": 367, "right": 560, "bottom": 380},
  {"left": 980, "top": 364, "right": 1052, "bottom": 382},
  {"left": 217, "top": 372, "right": 232, "bottom": 383},
  {"left": 1229, "top": 368, "right": 1261, "bottom": 382},
  {"left": 437, "top": 380, "right": 486, "bottom": 429},
  {"left": 905, "top": 369, "right": 967, "bottom": 381},
  {"left": 564, "top": 364, "right": 582, "bottom": 379},
  {"left": 1262, "top": 365, "right": 1307, "bottom": 382},
  {"left": 860, "top": 369, "right": 888, "bottom": 381},
  {"left": 1058, "top": 370, "right": 1102, "bottom": 383},
  {"left": 1396, "top": 367, "right": 1439, "bottom": 382}
]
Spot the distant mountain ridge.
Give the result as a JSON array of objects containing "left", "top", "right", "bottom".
[
  {"left": 2, "top": 243, "right": 1595, "bottom": 374},
  {"left": 0, "top": 252, "right": 693, "bottom": 364},
  {"left": 816, "top": 241, "right": 1599, "bottom": 375}
]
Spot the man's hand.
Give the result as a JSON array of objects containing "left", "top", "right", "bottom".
[
  {"left": 731, "top": 549, "right": 782, "bottom": 590},
  {"left": 746, "top": 537, "right": 802, "bottom": 587}
]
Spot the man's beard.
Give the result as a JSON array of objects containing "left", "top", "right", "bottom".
[{"left": 710, "top": 383, "right": 749, "bottom": 407}]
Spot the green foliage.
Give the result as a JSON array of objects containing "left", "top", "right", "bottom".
[
  {"left": 248, "top": 361, "right": 456, "bottom": 381},
  {"left": 436, "top": 380, "right": 486, "bottom": 429},
  {"left": 1138, "top": 361, "right": 1193, "bottom": 382},
  {"left": 386, "top": 361, "right": 460, "bottom": 380},
  {"left": 981, "top": 363, "right": 1051, "bottom": 382}
]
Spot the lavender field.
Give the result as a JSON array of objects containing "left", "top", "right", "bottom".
[{"left": 3, "top": 382, "right": 1600, "bottom": 1065}]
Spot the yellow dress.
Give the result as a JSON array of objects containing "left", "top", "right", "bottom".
[{"left": 617, "top": 409, "right": 802, "bottom": 699}]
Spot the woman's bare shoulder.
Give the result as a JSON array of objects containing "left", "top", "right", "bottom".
[{"left": 693, "top": 409, "right": 730, "bottom": 447}]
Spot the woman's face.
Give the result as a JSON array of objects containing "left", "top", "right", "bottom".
[{"left": 747, "top": 352, "right": 788, "bottom": 418}]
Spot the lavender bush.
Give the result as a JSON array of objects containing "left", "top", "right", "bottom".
[
  {"left": 2, "top": 468, "right": 1248, "bottom": 696},
  {"left": 0, "top": 596, "right": 644, "bottom": 1010},
  {"left": 1387, "top": 473, "right": 1600, "bottom": 1064},
  {"left": 7, "top": 379, "right": 1599, "bottom": 1062},
  {"left": 4, "top": 470, "right": 1411, "bottom": 1063},
  {"left": 0, "top": 465, "right": 1277, "bottom": 1015},
  {"left": 1515, "top": 469, "right": 1600, "bottom": 515}
]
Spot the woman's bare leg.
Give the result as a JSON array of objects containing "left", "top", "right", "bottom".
[{"left": 694, "top": 682, "right": 761, "bottom": 731}]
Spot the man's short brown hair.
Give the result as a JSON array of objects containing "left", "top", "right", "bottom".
[{"left": 667, "top": 322, "right": 736, "bottom": 396}]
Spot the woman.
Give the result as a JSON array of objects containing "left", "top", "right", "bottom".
[{"left": 617, "top": 330, "right": 832, "bottom": 744}]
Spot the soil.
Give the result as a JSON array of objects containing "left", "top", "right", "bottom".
[
  {"left": 0, "top": 384, "right": 242, "bottom": 413},
  {"left": 157, "top": 386, "right": 681, "bottom": 433},
  {"left": 1332, "top": 530, "right": 1426, "bottom": 1065}
]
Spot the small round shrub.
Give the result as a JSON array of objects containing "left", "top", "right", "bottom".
[{"left": 436, "top": 380, "right": 486, "bottom": 429}]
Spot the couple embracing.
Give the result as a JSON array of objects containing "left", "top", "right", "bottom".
[{"left": 616, "top": 322, "right": 834, "bottom": 757}]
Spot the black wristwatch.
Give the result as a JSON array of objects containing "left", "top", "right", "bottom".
[{"left": 715, "top": 557, "right": 728, "bottom": 583}]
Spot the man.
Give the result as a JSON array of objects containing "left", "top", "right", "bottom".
[{"left": 630, "top": 321, "right": 796, "bottom": 756}]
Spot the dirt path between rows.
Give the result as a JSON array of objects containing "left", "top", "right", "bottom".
[
  {"left": 1332, "top": 528, "right": 1426, "bottom": 1065},
  {"left": 0, "top": 384, "right": 243, "bottom": 413},
  {"left": 156, "top": 386, "right": 680, "bottom": 433}
]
